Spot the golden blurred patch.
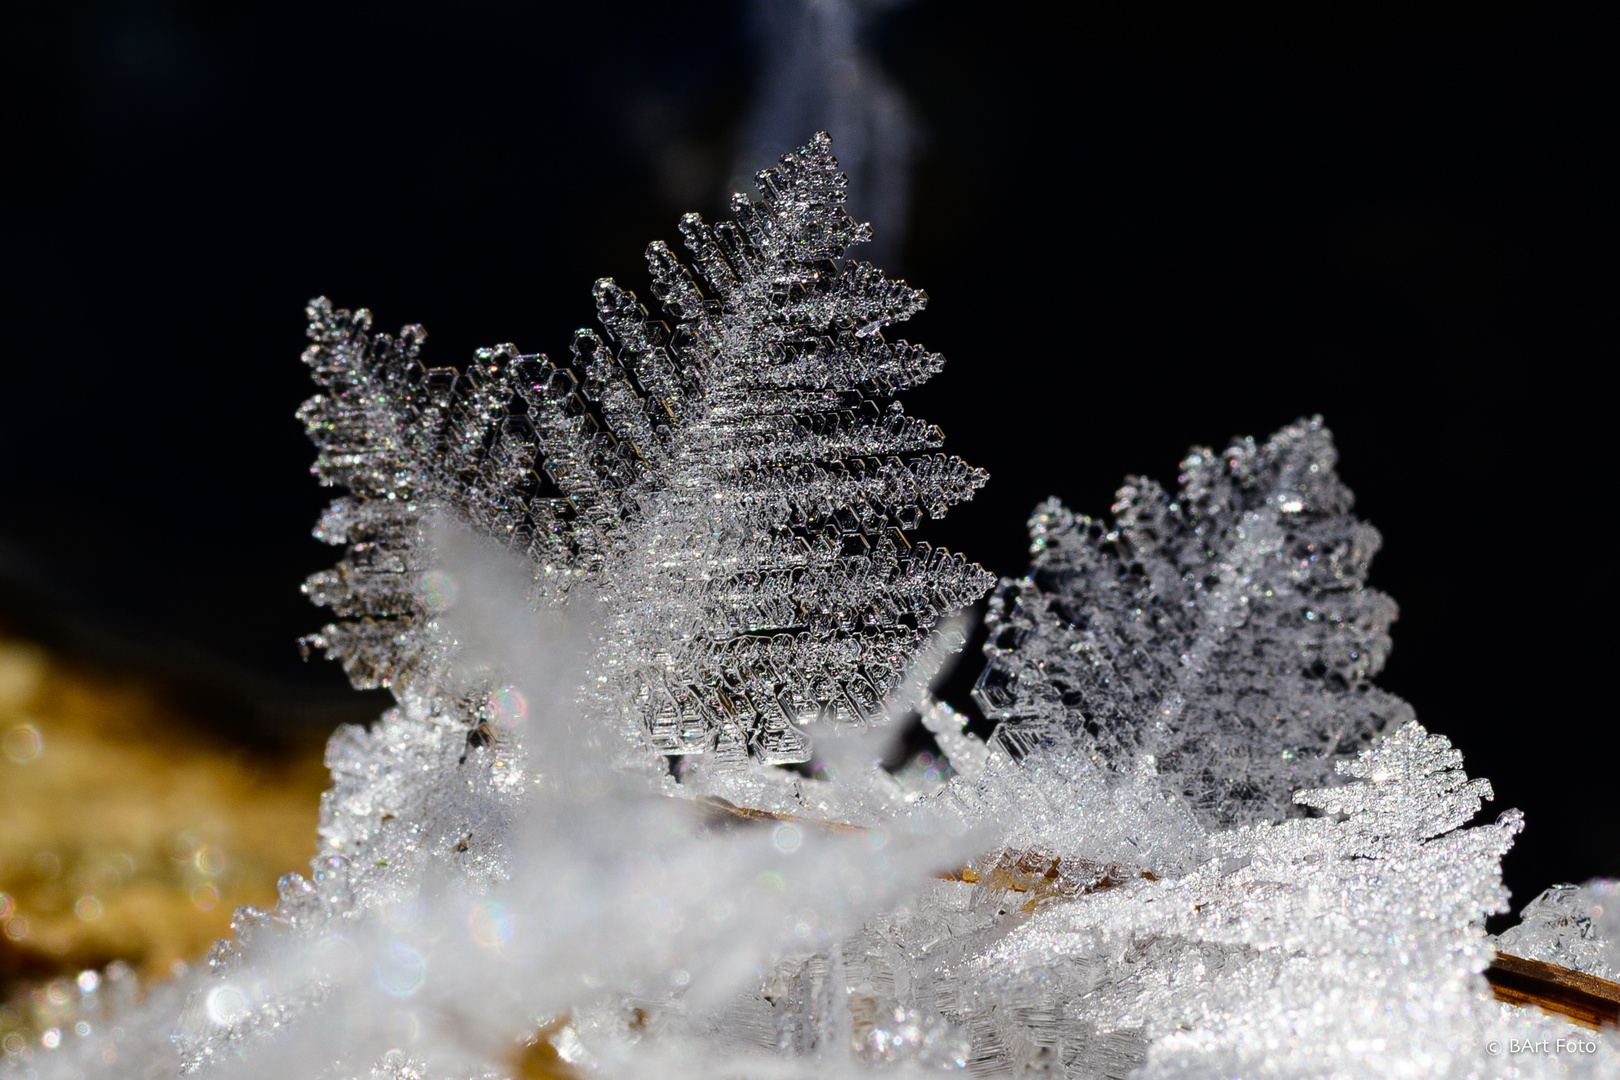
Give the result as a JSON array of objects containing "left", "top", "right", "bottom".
[
  {"left": 509, "top": 1017, "right": 583, "bottom": 1079},
  {"left": 0, "top": 635, "right": 329, "bottom": 1011}
]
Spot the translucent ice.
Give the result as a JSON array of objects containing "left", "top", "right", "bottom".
[
  {"left": 7, "top": 140, "right": 1608, "bottom": 1080},
  {"left": 170, "top": 529, "right": 986, "bottom": 1078},
  {"left": 299, "top": 132, "right": 993, "bottom": 777},
  {"left": 1497, "top": 880, "right": 1620, "bottom": 982},
  {"left": 974, "top": 418, "right": 1411, "bottom": 828}
]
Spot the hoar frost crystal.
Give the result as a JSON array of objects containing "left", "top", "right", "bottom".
[
  {"left": 974, "top": 418, "right": 1409, "bottom": 828},
  {"left": 3, "top": 135, "right": 1614, "bottom": 1080},
  {"left": 299, "top": 131, "right": 992, "bottom": 773}
]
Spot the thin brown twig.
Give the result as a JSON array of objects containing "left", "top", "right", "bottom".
[
  {"left": 680, "top": 797, "right": 1620, "bottom": 1031},
  {"left": 1486, "top": 952, "right": 1620, "bottom": 1030}
]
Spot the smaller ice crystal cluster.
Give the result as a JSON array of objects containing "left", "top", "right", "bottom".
[
  {"left": 1498, "top": 880, "right": 1620, "bottom": 981},
  {"left": 814, "top": 717, "right": 1536, "bottom": 1078},
  {"left": 974, "top": 417, "right": 1412, "bottom": 828},
  {"left": 0, "top": 536, "right": 981, "bottom": 1080}
]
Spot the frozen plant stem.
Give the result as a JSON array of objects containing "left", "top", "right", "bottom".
[{"left": 1487, "top": 953, "right": 1620, "bottom": 1029}]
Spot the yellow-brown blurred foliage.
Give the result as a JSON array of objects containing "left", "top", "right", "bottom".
[{"left": 0, "top": 634, "right": 329, "bottom": 1023}]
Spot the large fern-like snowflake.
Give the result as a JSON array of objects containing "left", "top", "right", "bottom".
[
  {"left": 298, "top": 133, "right": 993, "bottom": 768},
  {"left": 973, "top": 417, "right": 1412, "bottom": 827}
]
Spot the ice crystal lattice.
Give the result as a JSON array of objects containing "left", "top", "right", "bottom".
[
  {"left": 299, "top": 133, "right": 992, "bottom": 769},
  {"left": 938, "top": 722, "right": 1530, "bottom": 1078},
  {"left": 974, "top": 417, "right": 1412, "bottom": 827},
  {"left": 8, "top": 136, "right": 1614, "bottom": 1080},
  {"left": 1497, "top": 880, "right": 1620, "bottom": 982},
  {"left": 9, "top": 403, "right": 1616, "bottom": 1079}
]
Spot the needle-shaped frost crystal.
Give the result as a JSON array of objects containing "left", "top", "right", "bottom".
[
  {"left": 974, "top": 417, "right": 1411, "bottom": 826},
  {"left": 298, "top": 133, "right": 992, "bottom": 770}
]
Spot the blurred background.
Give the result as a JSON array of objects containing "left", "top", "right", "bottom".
[{"left": 1, "top": 0, "right": 1614, "bottom": 1000}]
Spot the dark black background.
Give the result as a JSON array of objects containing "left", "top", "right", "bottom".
[{"left": 2, "top": 2, "right": 1614, "bottom": 919}]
